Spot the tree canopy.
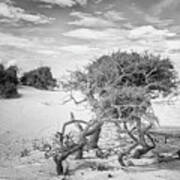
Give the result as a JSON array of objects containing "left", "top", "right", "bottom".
[{"left": 62, "top": 51, "right": 178, "bottom": 124}]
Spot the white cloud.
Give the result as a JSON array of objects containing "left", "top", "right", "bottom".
[
  {"left": 144, "top": 14, "right": 174, "bottom": 27},
  {"left": 0, "top": 32, "right": 61, "bottom": 57},
  {"left": 64, "top": 25, "right": 175, "bottom": 43},
  {"left": 68, "top": 10, "right": 126, "bottom": 28},
  {"left": 167, "top": 39, "right": 180, "bottom": 49},
  {"left": 0, "top": 2, "right": 52, "bottom": 24},
  {"left": 128, "top": 26, "right": 175, "bottom": 40},
  {"left": 59, "top": 44, "right": 99, "bottom": 54},
  {"left": 63, "top": 28, "right": 101, "bottom": 39},
  {"left": 34, "top": 0, "right": 87, "bottom": 7},
  {"left": 68, "top": 11, "right": 116, "bottom": 27},
  {"left": 75, "top": 0, "right": 87, "bottom": 5},
  {"left": 104, "top": 10, "right": 126, "bottom": 21},
  {"left": 63, "top": 25, "right": 180, "bottom": 62},
  {"left": 63, "top": 28, "right": 126, "bottom": 40},
  {"left": 166, "top": 39, "right": 180, "bottom": 53},
  {"left": 5, "top": 60, "right": 17, "bottom": 68},
  {"left": 46, "top": 0, "right": 101, "bottom": 6},
  {"left": 127, "top": 26, "right": 180, "bottom": 58},
  {"left": 0, "top": 32, "right": 34, "bottom": 48}
]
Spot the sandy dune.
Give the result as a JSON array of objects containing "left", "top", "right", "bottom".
[
  {"left": 0, "top": 150, "right": 180, "bottom": 180},
  {"left": 0, "top": 86, "right": 91, "bottom": 138},
  {"left": 0, "top": 86, "right": 180, "bottom": 180},
  {"left": 0, "top": 86, "right": 180, "bottom": 138}
]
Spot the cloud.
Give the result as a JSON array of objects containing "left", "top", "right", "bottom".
[
  {"left": 63, "top": 25, "right": 175, "bottom": 43},
  {"left": 0, "top": 32, "right": 61, "bottom": 57},
  {"left": 59, "top": 44, "right": 100, "bottom": 55},
  {"left": 166, "top": 39, "right": 180, "bottom": 52},
  {"left": 37, "top": 0, "right": 104, "bottom": 7},
  {"left": 0, "top": 1, "right": 52, "bottom": 24},
  {"left": 130, "top": 3, "right": 174, "bottom": 28},
  {"left": 170, "top": 25, "right": 180, "bottom": 34},
  {"left": 95, "top": 0, "right": 103, "bottom": 4},
  {"left": 127, "top": 26, "right": 179, "bottom": 55},
  {"left": 68, "top": 12, "right": 116, "bottom": 28},
  {"left": 104, "top": 10, "right": 126, "bottom": 21},
  {"left": 152, "top": 0, "right": 179, "bottom": 15},
  {"left": 144, "top": 14, "right": 174, "bottom": 27},
  {"left": 5, "top": 60, "right": 17, "bottom": 68},
  {"left": 75, "top": 0, "right": 87, "bottom": 5},
  {"left": 63, "top": 28, "right": 103, "bottom": 39},
  {"left": 128, "top": 26, "right": 175, "bottom": 40},
  {"left": 0, "top": 32, "right": 34, "bottom": 48},
  {"left": 34, "top": 0, "right": 87, "bottom": 7},
  {"left": 63, "top": 25, "right": 180, "bottom": 61},
  {"left": 63, "top": 28, "right": 126, "bottom": 40},
  {"left": 68, "top": 10, "right": 126, "bottom": 28}
]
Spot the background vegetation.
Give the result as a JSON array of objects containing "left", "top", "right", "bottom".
[
  {"left": 0, "top": 64, "right": 19, "bottom": 98},
  {"left": 20, "top": 66, "right": 57, "bottom": 90}
]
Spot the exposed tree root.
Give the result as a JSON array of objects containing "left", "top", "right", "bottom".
[
  {"left": 118, "top": 143, "right": 139, "bottom": 166},
  {"left": 52, "top": 116, "right": 104, "bottom": 175}
]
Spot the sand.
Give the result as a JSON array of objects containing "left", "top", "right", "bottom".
[
  {"left": 0, "top": 86, "right": 180, "bottom": 179},
  {"left": 0, "top": 151, "right": 180, "bottom": 180},
  {"left": 0, "top": 86, "right": 91, "bottom": 138}
]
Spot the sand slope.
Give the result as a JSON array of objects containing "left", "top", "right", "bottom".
[
  {"left": 0, "top": 150, "right": 180, "bottom": 180},
  {"left": 0, "top": 86, "right": 180, "bottom": 138},
  {"left": 0, "top": 86, "right": 91, "bottom": 138},
  {"left": 0, "top": 86, "right": 180, "bottom": 179}
]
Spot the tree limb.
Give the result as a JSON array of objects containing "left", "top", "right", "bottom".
[
  {"left": 123, "top": 121, "right": 138, "bottom": 143},
  {"left": 61, "top": 120, "right": 88, "bottom": 137}
]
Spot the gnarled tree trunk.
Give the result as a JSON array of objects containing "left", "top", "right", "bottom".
[
  {"left": 89, "top": 125, "right": 101, "bottom": 149},
  {"left": 118, "top": 120, "right": 156, "bottom": 165},
  {"left": 53, "top": 119, "right": 104, "bottom": 175}
]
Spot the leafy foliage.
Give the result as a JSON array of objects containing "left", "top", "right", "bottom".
[
  {"left": 62, "top": 51, "right": 178, "bottom": 124},
  {"left": 0, "top": 64, "right": 19, "bottom": 98},
  {"left": 20, "top": 66, "right": 57, "bottom": 90}
]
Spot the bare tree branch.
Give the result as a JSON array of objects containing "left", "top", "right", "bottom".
[
  {"left": 62, "top": 92, "right": 87, "bottom": 105},
  {"left": 61, "top": 120, "right": 88, "bottom": 137},
  {"left": 123, "top": 122, "right": 138, "bottom": 143},
  {"left": 70, "top": 112, "right": 84, "bottom": 131}
]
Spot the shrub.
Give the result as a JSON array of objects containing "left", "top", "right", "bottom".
[
  {"left": 20, "top": 66, "right": 57, "bottom": 90},
  {"left": 0, "top": 64, "right": 19, "bottom": 98}
]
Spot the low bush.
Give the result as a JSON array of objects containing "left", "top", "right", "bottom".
[
  {"left": 0, "top": 64, "right": 19, "bottom": 98},
  {"left": 20, "top": 66, "right": 57, "bottom": 90}
]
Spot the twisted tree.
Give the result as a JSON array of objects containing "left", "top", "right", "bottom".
[{"left": 54, "top": 51, "right": 179, "bottom": 174}]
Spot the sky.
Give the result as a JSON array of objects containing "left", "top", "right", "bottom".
[{"left": 0, "top": 0, "right": 180, "bottom": 78}]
